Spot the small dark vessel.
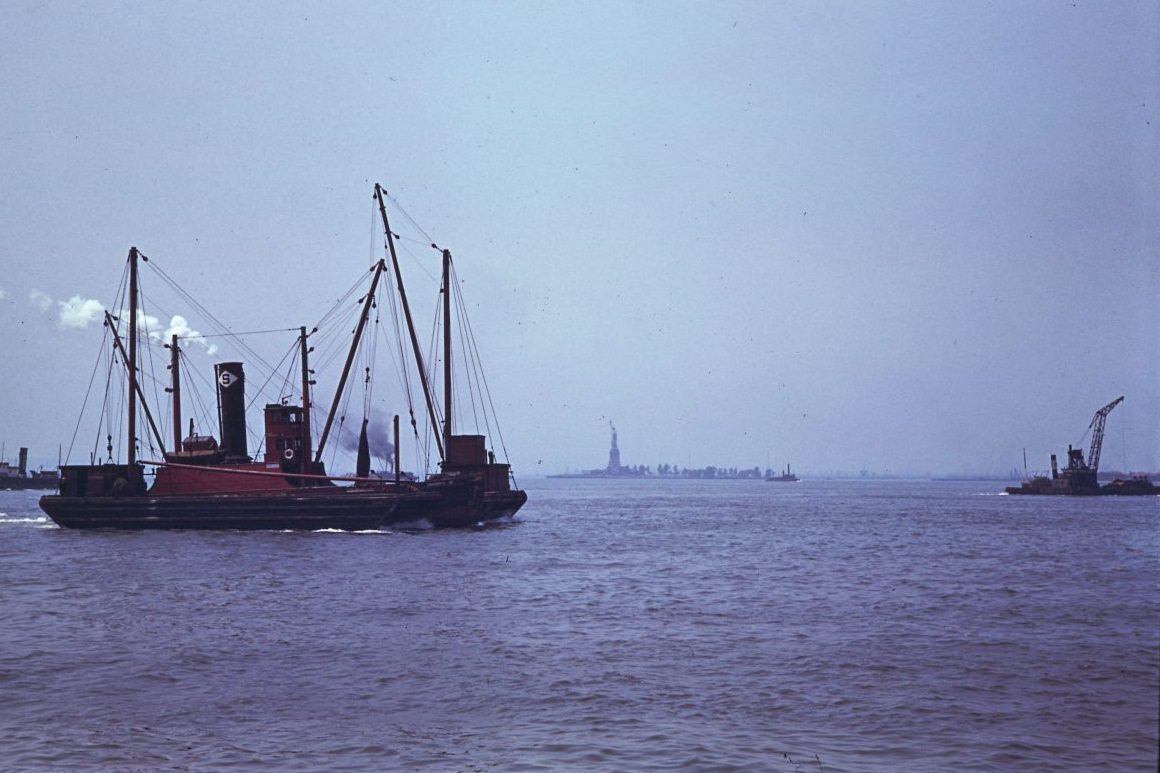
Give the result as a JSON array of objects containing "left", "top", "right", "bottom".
[
  {"left": 1005, "top": 396, "right": 1155, "bottom": 496},
  {"left": 40, "top": 186, "right": 526, "bottom": 530},
  {"left": 0, "top": 448, "right": 61, "bottom": 490},
  {"left": 1101, "top": 476, "right": 1158, "bottom": 496},
  {"left": 766, "top": 464, "right": 799, "bottom": 482}
]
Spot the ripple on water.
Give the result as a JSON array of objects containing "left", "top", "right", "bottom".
[{"left": 0, "top": 481, "right": 1156, "bottom": 771}]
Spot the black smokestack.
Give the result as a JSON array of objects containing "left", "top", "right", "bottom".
[
  {"left": 356, "top": 419, "right": 371, "bottom": 478},
  {"left": 18, "top": 447, "right": 28, "bottom": 477},
  {"left": 215, "top": 362, "right": 249, "bottom": 461},
  {"left": 339, "top": 411, "right": 395, "bottom": 470}
]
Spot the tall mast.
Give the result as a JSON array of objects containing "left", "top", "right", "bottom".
[
  {"left": 314, "top": 259, "right": 385, "bottom": 463},
  {"left": 105, "top": 309, "right": 165, "bottom": 453},
  {"left": 442, "top": 247, "right": 452, "bottom": 452},
  {"left": 299, "top": 326, "right": 313, "bottom": 472},
  {"left": 170, "top": 334, "right": 182, "bottom": 451},
  {"left": 127, "top": 247, "right": 139, "bottom": 466},
  {"left": 374, "top": 183, "right": 444, "bottom": 461}
]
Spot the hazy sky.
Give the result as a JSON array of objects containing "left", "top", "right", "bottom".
[{"left": 2, "top": 1, "right": 1157, "bottom": 477}]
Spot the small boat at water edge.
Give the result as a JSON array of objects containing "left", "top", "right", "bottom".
[
  {"left": 0, "top": 448, "right": 60, "bottom": 490},
  {"left": 39, "top": 185, "right": 526, "bottom": 530},
  {"left": 1100, "top": 476, "right": 1158, "bottom": 495},
  {"left": 766, "top": 464, "right": 799, "bottom": 482}
]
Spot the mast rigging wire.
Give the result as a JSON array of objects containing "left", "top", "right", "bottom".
[
  {"left": 449, "top": 261, "right": 514, "bottom": 471},
  {"left": 67, "top": 319, "right": 116, "bottom": 465}
]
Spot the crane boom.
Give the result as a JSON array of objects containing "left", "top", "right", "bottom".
[{"left": 1086, "top": 396, "right": 1124, "bottom": 474}]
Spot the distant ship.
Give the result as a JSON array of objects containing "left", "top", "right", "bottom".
[
  {"left": 766, "top": 464, "right": 799, "bottom": 482},
  {"left": 0, "top": 448, "right": 60, "bottom": 490},
  {"left": 1005, "top": 396, "right": 1156, "bottom": 496}
]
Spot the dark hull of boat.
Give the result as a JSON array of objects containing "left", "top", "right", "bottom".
[
  {"left": 38, "top": 485, "right": 528, "bottom": 531},
  {"left": 1004, "top": 486, "right": 1100, "bottom": 496},
  {"left": 38, "top": 489, "right": 402, "bottom": 531},
  {"left": 393, "top": 486, "right": 528, "bottom": 529},
  {"left": 1101, "top": 479, "right": 1158, "bottom": 495},
  {"left": 1004, "top": 479, "right": 1157, "bottom": 496}
]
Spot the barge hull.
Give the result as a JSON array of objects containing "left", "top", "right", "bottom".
[{"left": 38, "top": 490, "right": 403, "bottom": 531}]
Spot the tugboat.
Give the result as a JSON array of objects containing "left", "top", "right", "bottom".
[
  {"left": 39, "top": 185, "right": 526, "bottom": 529},
  {"left": 766, "top": 464, "right": 799, "bottom": 482}
]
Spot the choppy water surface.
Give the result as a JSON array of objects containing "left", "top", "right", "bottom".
[{"left": 1, "top": 480, "right": 1156, "bottom": 772}]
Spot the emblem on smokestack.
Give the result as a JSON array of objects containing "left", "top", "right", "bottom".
[{"left": 214, "top": 362, "right": 250, "bottom": 461}]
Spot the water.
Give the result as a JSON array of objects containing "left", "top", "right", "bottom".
[{"left": 1, "top": 480, "right": 1156, "bottom": 772}]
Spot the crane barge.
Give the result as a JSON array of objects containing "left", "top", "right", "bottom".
[{"left": 1005, "top": 396, "right": 1156, "bottom": 495}]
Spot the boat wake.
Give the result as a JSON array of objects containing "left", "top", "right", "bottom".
[
  {"left": 476, "top": 514, "right": 520, "bottom": 529},
  {"left": 284, "top": 527, "right": 396, "bottom": 535},
  {"left": 0, "top": 515, "right": 53, "bottom": 526}
]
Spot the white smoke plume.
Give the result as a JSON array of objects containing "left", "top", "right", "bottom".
[
  {"left": 58, "top": 295, "right": 105, "bottom": 328},
  {"left": 30, "top": 290, "right": 217, "bottom": 356},
  {"left": 124, "top": 310, "right": 218, "bottom": 355},
  {"left": 163, "top": 314, "right": 218, "bottom": 356}
]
